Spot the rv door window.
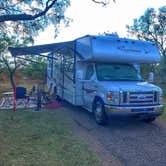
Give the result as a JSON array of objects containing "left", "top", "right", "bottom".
[{"left": 85, "top": 65, "right": 94, "bottom": 80}]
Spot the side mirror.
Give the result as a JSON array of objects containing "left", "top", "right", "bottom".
[
  {"left": 148, "top": 72, "right": 154, "bottom": 83},
  {"left": 90, "top": 74, "right": 96, "bottom": 82}
]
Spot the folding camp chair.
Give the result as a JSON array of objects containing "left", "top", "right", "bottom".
[
  {"left": 16, "top": 87, "right": 29, "bottom": 108},
  {"left": 28, "top": 86, "right": 38, "bottom": 105}
]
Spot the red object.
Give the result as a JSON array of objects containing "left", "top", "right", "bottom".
[
  {"left": 44, "top": 102, "right": 61, "bottom": 109},
  {"left": 107, "top": 95, "right": 112, "bottom": 100},
  {"left": 15, "top": 72, "right": 19, "bottom": 85}
]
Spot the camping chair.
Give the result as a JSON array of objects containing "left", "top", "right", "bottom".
[
  {"left": 16, "top": 87, "right": 29, "bottom": 108},
  {"left": 28, "top": 86, "right": 37, "bottom": 105},
  {"left": 36, "top": 83, "right": 53, "bottom": 104}
]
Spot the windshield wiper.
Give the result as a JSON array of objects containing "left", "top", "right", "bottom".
[{"left": 109, "top": 79, "right": 144, "bottom": 81}]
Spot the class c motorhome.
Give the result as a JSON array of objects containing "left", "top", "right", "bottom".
[
  {"left": 47, "top": 34, "right": 163, "bottom": 125},
  {"left": 9, "top": 34, "right": 164, "bottom": 125}
]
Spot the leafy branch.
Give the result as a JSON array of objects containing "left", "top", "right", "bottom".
[{"left": 0, "top": 0, "right": 58, "bottom": 22}]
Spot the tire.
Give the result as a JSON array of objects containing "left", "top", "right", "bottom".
[
  {"left": 93, "top": 99, "right": 108, "bottom": 125},
  {"left": 143, "top": 117, "right": 156, "bottom": 123}
]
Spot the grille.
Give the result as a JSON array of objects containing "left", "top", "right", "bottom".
[{"left": 121, "top": 91, "right": 158, "bottom": 106}]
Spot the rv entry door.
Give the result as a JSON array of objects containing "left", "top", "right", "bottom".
[{"left": 82, "top": 64, "right": 96, "bottom": 109}]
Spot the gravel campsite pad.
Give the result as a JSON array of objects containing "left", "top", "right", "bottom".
[{"left": 61, "top": 102, "right": 166, "bottom": 166}]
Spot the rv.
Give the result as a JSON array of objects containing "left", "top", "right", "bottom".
[{"left": 47, "top": 34, "right": 163, "bottom": 125}]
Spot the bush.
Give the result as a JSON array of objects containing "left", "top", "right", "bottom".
[
  {"left": 156, "top": 57, "right": 166, "bottom": 84},
  {"left": 23, "top": 58, "right": 47, "bottom": 80}
]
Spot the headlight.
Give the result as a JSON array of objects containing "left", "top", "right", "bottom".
[{"left": 107, "top": 91, "right": 119, "bottom": 105}]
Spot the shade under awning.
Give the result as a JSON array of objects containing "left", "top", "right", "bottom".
[{"left": 8, "top": 40, "right": 75, "bottom": 57}]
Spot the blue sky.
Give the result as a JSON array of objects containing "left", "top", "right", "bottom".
[{"left": 35, "top": 0, "right": 165, "bottom": 44}]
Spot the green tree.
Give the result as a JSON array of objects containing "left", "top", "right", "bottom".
[
  {"left": 127, "top": 6, "right": 165, "bottom": 56},
  {"left": 127, "top": 6, "right": 166, "bottom": 82},
  {"left": 23, "top": 56, "right": 47, "bottom": 80},
  {"left": 0, "top": 0, "right": 70, "bottom": 89}
]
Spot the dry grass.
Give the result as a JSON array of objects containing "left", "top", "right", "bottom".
[{"left": 0, "top": 73, "right": 41, "bottom": 97}]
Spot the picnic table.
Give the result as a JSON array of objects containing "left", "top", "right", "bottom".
[
  {"left": 0, "top": 91, "right": 14, "bottom": 108},
  {"left": 2, "top": 91, "right": 13, "bottom": 97}
]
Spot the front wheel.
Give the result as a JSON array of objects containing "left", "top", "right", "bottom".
[
  {"left": 93, "top": 99, "right": 108, "bottom": 125},
  {"left": 143, "top": 117, "right": 156, "bottom": 123}
]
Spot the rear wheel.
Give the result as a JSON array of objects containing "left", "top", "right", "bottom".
[
  {"left": 93, "top": 99, "right": 108, "bottom": 125},
  {"left": 143, "top": 117, "right": 156, "bottom": 123}
]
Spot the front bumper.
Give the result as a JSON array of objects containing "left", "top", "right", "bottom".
[{"left": 104, "top": 104, "right": 164, "bottom": 118}]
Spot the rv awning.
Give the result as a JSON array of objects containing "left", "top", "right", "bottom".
[{"left": 8, "top": 41, "right": 75, "bottom": 57}]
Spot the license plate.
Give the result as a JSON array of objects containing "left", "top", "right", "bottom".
[{"left": 131, "top": 108, "right": 154, "bottom": 112}]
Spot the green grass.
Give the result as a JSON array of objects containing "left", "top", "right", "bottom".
[
  {"left": 161, "top": 98, "right": 166, "bottom": 121},
  {"left": 0, "top": 109, "right": 100, "bottom": 166},
  {"left": 154, "top": 83, "right": 166, "bottom": 121}
]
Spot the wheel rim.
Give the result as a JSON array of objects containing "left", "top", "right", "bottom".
[{"left": 95, "top": 102, "right": 103, "bottom": 122}]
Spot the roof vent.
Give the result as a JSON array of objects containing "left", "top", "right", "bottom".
[{"left": 105, "top": 33, "right": 119, "bottom": 38}]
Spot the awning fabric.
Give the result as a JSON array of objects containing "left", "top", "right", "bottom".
[{"left": 8, "top": 41, "right": 75, "bottom": 57}]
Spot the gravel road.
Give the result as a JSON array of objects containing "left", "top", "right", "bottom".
[{"left": 60, "top": 102, "right": 166, "bottom": 166}]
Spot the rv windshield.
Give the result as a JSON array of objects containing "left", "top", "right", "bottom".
[{"left": 96, "top": 64, "right": 143, "bottom": 81}]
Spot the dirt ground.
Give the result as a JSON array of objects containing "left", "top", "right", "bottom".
[{"left": 59, "top": 102, "right": 166, "bottom": 166}]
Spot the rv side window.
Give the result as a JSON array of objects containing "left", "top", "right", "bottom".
[
  {"left": 85, "top": 65, "right": 94, "bottom": 80},
  {"left": 48, "top": 56, "right": 53, "bottom": 78}
]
